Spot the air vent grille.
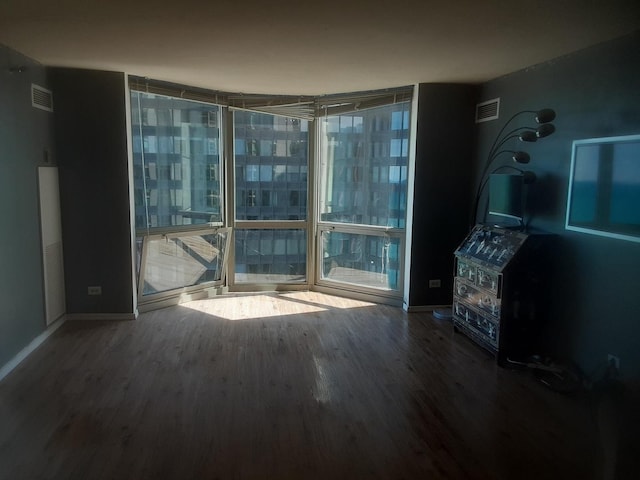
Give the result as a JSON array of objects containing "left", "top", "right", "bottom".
[
  {"left": 475, "top": 98, "right": 500, "bottom": 123},
  {"left": 32, "top": 84, "right": 54, "bottom": 112}
]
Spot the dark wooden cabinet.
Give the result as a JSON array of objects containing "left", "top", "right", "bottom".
[{"left": 452, "top": 225, "right": 550, "bottom": 365}]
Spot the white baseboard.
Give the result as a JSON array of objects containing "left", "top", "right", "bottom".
[
  {"left": 65, "top": 312, "right": 138, "bottom": 321},
  {"left": 137, "top": 286, "right": 229, "bottom": 313},
  {"left": 0, "top": 316, "right": 66, "bottom": 382},
  {"left": 312, "top": 284, "right": 403, "bottom": 308}
]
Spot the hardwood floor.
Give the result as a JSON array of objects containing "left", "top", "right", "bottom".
[{"left": 0, "top": 292, "right": 599, "bottom": 479}]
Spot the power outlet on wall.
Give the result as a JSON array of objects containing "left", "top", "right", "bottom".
[{"left": 87, "top": 286, "right": 102, "bottom": 296}]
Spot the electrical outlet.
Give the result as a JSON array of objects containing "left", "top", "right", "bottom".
[
  {"left": 88, "top": 286, "right": 102, "bottom": 296},
  {"left": 428, "top": 279, "right": 441, "bottom": 288},
  {"left": 607, "top": 354, "right": 620, "bottom": 370}
]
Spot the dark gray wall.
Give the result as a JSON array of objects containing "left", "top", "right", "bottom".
[
  {"left": 409, "top": 84, "right": 478, "bottom": 307},
  {"left": 7, "top": 33, "right": 638, "bottom": 382},
  {"left": 0, "top": 45, "right": 54, "bottom": 367},
  {"left": 474, "top": 31, "right": 640, "bottom": 380},
  {"left": 49, "top": 69, "right": 134, "bottom": 315}
]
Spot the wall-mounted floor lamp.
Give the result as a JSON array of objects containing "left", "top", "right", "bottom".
[{"left": 471, "top": 108, "right": 556, "bottom": 227}]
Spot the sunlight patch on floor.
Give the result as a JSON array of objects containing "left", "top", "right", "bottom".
[
  {"left": 181, "top": 292, "right": 377, "bottom": 320},
  {"left": 181, "top": 294, "right": 328, "bottom": 320},
  {"left": 278, "top": 291, "right": 376, "bottom": 309}
]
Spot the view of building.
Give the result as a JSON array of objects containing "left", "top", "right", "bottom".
[
  {"left": 130, "top": 93, "right": 223, "bottom": 230},
  {"left": 130, "top": 92, "right": 411, "bottom": 293}
]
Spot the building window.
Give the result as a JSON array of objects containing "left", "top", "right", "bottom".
[
  {"left": 206, "top": 190, "right": 219, "bottom": 208},
  {"left": 247, "top": 190, "right": 257, "bottom": 207},
  {"left": 245, "top": 165, "right": 259, "bottom": 182},
  {"left": 260, "top": 165, "right": 273, "bottom": 182},
  {"left": 262, "top": 190, "right": 272, "bottom": 207},
  {"left": 247, "top": 139, "right": 259, "bottom": 156},
  {"left": 391, "top": 111, "right": 409, "bottom": 130},
  {"left": 390, "top": 138, "right": 408, "bottom": 158},
  {"left": 206, "top": 164, "right": 218, "bottom": 182}
]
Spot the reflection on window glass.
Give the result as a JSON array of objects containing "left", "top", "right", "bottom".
[
  {"left": 319, "top": 102, "right": 411, "bottom": 228},
  {"left": 234, "top": 111, "right": 308, "bottom": 221},
  {"left": 611, "top": 143, "right": 640, "bottom": 225},
  {"left": 274, "top": 165, "right": 286, "bottom": 181},
  {"left": 567, "top": 138, "right": 640, "bottom": 240},
  {"left": 141, "top": 230, "right": 230, "bottom": 296},
  {"left": 130, "top": 92, "right": 223, "bottom": 230},
  {"left": 569, "top": 145, "right": 600, "bottom": 223},
  {"left": 321, "top": 231, "right": 400, "bottom": 291}
]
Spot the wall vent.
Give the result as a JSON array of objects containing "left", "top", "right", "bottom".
[
  {"left": 475, "top": 98, "right": 500, "bottom": 123},
  {"left": 32, "top": 84, "right": 54, "bottom": 112}
]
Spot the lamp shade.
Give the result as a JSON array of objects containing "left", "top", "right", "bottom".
[
  {"left": 512, "top": 151, "right": 531, "bottom": 164},
  {"left": 536, "top": 123, "right": 555, "bottom": 138},
  {"left": 535, "top": 108, "right": 556, "bottom": 124},
  {"left": 519, "top": 130, "right": 538, "bottom": 142}
]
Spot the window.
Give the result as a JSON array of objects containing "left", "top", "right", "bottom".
[
  {"left": 391, "top": 110, "right": 409, "bottom": 130},
  {"left": 206, "top": 190, "right": 219, "bottom": 208},
  {"left": 247, "top": 139, "right": 259, "bottom": 156},
  {"left": 234, "top": 229, "right": 307, "bottom": 283},
  {"left": 319, "top": 103, "right": 410, "bottom": 228},
  {"left": 317, "top": 101, "right": 411, "bottom": 294},
  {"left": 260, "top": 165, "right": 272, "bottom": 182},
  {"left": 234, "top": 111, "right": 308, "bottom": 222},
  {"left": 206, "top": 164, "right": 218, "bottom": 181},
  {"left": 262, "top": 190, "right": 272, "bottom": 207},
  {"left": 130, "top": 92, "right": 223, "bottom": 230},
  {"left": 274, "top": 165, "right": 286, "bottom": 181},
  {"left": 246, "top": 189, "right": 257, "bottom": 207},
  {"left": 233, "top": 110, "right": 309, "bottom": 284},
  {"left": 129, "top": 78, "right": 413, "bottom": 304},
  {"left": 389, "top": 166, "right": 407, "bottom": 184},
  {"left": 245, "top": 165, "right": 260, "bottom": 182},
  {"left": 139, "top": 229, "right": 231, "bottom": 296}
]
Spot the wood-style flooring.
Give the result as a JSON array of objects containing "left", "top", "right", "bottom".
[{"left": 0, "top": 292, "right": 600, "bottom": 479}]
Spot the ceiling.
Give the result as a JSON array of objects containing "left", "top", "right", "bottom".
[{"left": 1, "top": 0, "right": 639, "bottom": 95}]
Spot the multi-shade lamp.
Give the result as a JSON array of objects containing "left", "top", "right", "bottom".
[{"left": 472, "top": 107, "right": 557, "bottom": 227}]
